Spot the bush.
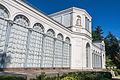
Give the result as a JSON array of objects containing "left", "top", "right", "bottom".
[
  {"left": 61, "top": 76, "right": 76, "bottom": 80},
  {"left": 78, "top": 72, "right": 97, "bottom": 80},
  {"left": 31, "top": 71, "right": 112, "bottom": 80},
  {"left": 96, "top": 72, "right": 112, "bottom": 80},
  {"left": 113, "top": 68, "right": 120, "bottom": 76},
  {"left": 0, "top": 76, "right": 26, "bottom": 80},
  {"left": 61, "top": 72, "right": 79, "bottom": 80}
]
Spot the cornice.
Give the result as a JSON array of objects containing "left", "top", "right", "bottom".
[
  {"left": 10, "top": 0, "right": 73, "bottom": 34},
  {"left": 72, "top": 32, "right": 92, "bottom": 40}
]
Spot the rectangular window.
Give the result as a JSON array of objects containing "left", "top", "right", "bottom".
[{"left": 85, "top": 17, "right": 89, "bottom": 31}]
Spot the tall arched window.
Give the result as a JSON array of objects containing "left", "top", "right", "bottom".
[
  {"left": 86, "top": 43, "right": 90, "bottom": 67},
  {"left": 0, "top": 4, "right": 10, "bottom": 68},
  {"left": 27, "top": 23, "right": 44, "bottom": 67},
  {"left": 7, "top": 15, "right": 29, "bottom": 68},
  {"left": 92, "top": 50, "right": 95, "bottom": 68},
  {"left": 33, "top": 23, "right": 44, "bottom": 32},
  {"left": 76, "top": 15, "right": 81, "bottom": 26},
  {"left": 63, "top": 37, "right": 70, "bottom": 67},
  {"left": 0, "top": 4, "right": 9, "bottom": 18},
  {"left": 43, "top": 29, "right": 55, "bottom": 67},
  {"left": 14, "top": 15, "right": 29, "bottom": 27},
  {"left": 0, "top": 4, "right": 9, "bottom": 47},
  {"left": 85, "top": 17, "right": 89, "bottom": 31},
  {"left": 54, "top": 33, "right": 64, "bottom": 67}
]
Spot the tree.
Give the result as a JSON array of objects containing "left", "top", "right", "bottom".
[
  {"left": 106, "top": 56, "right": 115, "bottom": 68},
  {"left": 92, "top": 26, "right": 104, "bottom": 41},
  {"left": 104, "top": 32, "right": 120, "bottom": 68}
]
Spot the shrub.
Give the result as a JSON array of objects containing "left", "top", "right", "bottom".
[
  {"left": 0, "top": 76, "right": 26, "bottom": 80},
  {"left": 77, "top": 71, "right": 111, "bottom": 80},
  {"left": 113, "top": 68, "right": 120, "bottom": 76},
  {"left": 61, "top": 72, "right": 79, "bottom": 80},
  {"left": 31, "top": 71, "right": 112, "bottom": 80},
  {"left": 78, "top": 72, "right": 96, "bottom": 80},
  {"left": 96, "top": 72, "right": 112, "bottom": 80},
  {"left": 61, "top": 76, "right": 76, "bottom": 80}
]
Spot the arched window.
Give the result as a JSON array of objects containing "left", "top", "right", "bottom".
[
  {"left": 57, "top": 33, "right": 63, "bottom": 40},
  {"left": 33, "top": 23, "right": 44, "bottom": 32},
  {"left": 14, "top": 15, "right": 29, "bottom": 27},
  {"left": 47, "top": 29, "right": 55, "bottom": 37},
  {"left": 7, "top": 15, "right": 29, "bottom": 68},
  {"left": 76, "top": 15, "right": 81, "bottom": 26},
  {"left": 27, "top": 23, "right": 44, "bottom": 67},
  {"left": 54, "top": 33, "right": 64, "bottom": 67},
  {"left": 0, "top": 4, "right": 9, "bottom": 18},
  {"left": 85, "top": 17, "right": 89, "bottom": 31},
  {"left": 86, "top": 43, "right": 90, "bottom": 67},
  {"left": 65, "top": 37, "right": 70, "bottom": 43},
  {"left": 63, "top": 37, "right": 71, "bottom": 67},
  {"left": 43, "top": 29, "right": 55, "bottom": 67}
]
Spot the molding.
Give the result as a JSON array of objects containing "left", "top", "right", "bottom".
[
  {"left": 72, "top": 32, "right": 92, "bottom": 40},
  {"left": 8, "top": 0, "right": 73, "bottom": 33},
  {"left": 49, "top": 7, "right": 92, "bottom": 19}
]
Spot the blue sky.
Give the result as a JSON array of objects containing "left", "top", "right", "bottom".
[{"left": 26, "top": 0, "right": 120, "bottom": 39}]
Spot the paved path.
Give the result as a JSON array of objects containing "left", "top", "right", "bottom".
[
  {"left": 112, "top": 77, "right": 120, "bottom": 80},
  {"left": 112, "top": 78, "right": 120, "bottom": 80}
]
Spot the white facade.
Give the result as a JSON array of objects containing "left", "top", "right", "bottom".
[{"left": 0, "top": 0, "right": 105, "bottom": 69}]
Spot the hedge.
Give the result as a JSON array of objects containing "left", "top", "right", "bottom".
[
  {"left": 113, "top": 68, "right": 120, "bottom": 76},
  {"left": 0, "top": 71, "right": 112, "bottom": 80},
  {"left": 32, "top": 71, "right": 112, "bottom": 80},
  {"left": 0, "top": 75, "right": 26, "bottom": 80}
]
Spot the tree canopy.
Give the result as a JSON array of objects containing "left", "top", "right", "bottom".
[
  {"left": 104, "top": 32, "right": 120, "bottom": 68},
  {"left": 92, "top": 26, "right": 104, "bottom": 41},
  {"left": 92, "top": 26, "right": 120, "bottom": 68}
]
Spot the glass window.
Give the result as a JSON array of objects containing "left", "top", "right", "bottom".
[
  {"left": 42, "top": 29, "right": 55, "bottom": 67},
  {"left": 57, "top": 33, "right": 63, "bottom": 40},
  {"left": 76, "top": 15, "right": 81, "bottom": 26},
  {"left": 33, "top": 23, "right": 44, "bottom": 32},
  {"left": 46, "top": 29, "right": 55, "bottom": 37},
  {"left": 65, "top": 37, "right": 70, "bottom": 43},
  {"left": 0, "top": 4, "right": 9, "bottom": 18},
  {"left": 27, "top": 24, "right": 43, "bottom": 67},
  {"left": 86, "top": 43, "right": 90, "bottom": 67},
  {"left": 14, "top": 15, "right": 29, "bottom": 27},
  {"left": 63, "top": 37, "right": 70, "bottom": 67},
  {"left": 85, "top": 17, "right": 89, "bottom": 31},
  {"left": 54, "top": 33, "right": 64, "bottom": 67}
]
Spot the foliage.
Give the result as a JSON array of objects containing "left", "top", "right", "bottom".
[
  {"left": 30, "top": 72, "right": 59, "bottom": 80},
  {"left": 0, "top": 76, "right": 26, "bottom": 80},
  {"left": 113, "top": 68, "right": 120, "bottom": 76},
  {"left": 104, "top": 32, "right": 120, "bottom": 68},
  {"left": 106, "top": 56, "right": 115, "bottom": 67},
  {"left": 78, "top": 72, "right": 96, "bottom": 80},
  {"left": 31, "top": 71, "right": 112, "bottom": 80},
  {"left": 61, "top": 76, "right": 76, "bottom": 80},
  {"left": 92, "top": 26, "right": 120, "bottom": 69},
  {"left": 92, "top": 26, "right": 104, "bottom": 41},
  {"left": 61, "top": 72, "right": 79, "bottom": 80}
]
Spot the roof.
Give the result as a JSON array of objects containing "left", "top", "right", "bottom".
[{"left": 49, "top": 7, "right": 92, "bottom": 19}]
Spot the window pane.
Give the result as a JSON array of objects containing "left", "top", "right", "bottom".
[
  {"left": 0, "top": 5, "right": 9, "bottom": 18},
  {"left": 14, "top": 15, "right": 29, "bottom": 27},
  {"left": 33, "top": 23, "right": 44, "bottom": 32}
]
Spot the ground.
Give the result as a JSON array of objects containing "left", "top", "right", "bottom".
[{"left": 112, "top": 76, "right": 120, "bottom": 80}]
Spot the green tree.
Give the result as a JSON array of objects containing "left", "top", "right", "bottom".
[
  {"left": 92, "top": 26, "right": 104, "bottom": 41},
  {"left": 104, "top": 32, "right": 120, "bottom": 68},
  {"left": 106, "top": 56, "right": 115, "bottom": 67}
]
